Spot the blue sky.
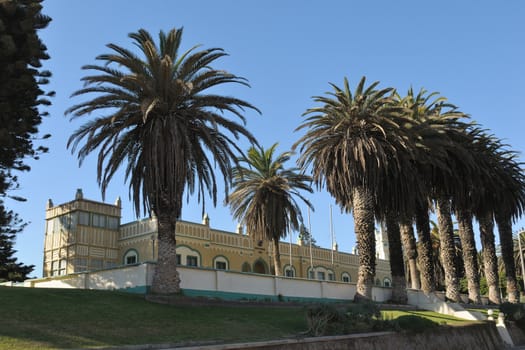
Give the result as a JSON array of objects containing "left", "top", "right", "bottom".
[{"left": 8, "top": 1, "right": 525, "bottom": 277}]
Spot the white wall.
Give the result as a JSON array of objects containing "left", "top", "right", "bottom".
[
  {"left": 178, "top": 265, "right": 389, "bottom": 302},
  {"left": 26, "top": 263, "right": 393, "bottom": 302}
]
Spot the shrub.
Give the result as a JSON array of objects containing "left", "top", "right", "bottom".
[
  {"left": 305, "top": 304, "right": 345, "bottom": 336},
  {"left": 346, "top": 302, "right": 381, "bottom": 322},
  {"left": 500, "top": 302, "right": 525, "bottom": 321},
  {"left": 305, "top": 302, "right": 395, "bottom": 336}
]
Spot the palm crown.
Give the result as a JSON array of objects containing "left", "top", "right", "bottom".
[
  {"left": 228, "top": 143, "right": 313, "bottom": 242},
  {"left": 66, "top": 28, "right": 259, "bottom": 218}
]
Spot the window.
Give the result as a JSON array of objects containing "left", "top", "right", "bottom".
[
  {"left": 327, "top": 272, "right": 335, "bottom": 281},
  {"left": 78, "top": 211, "right": 90, "bottom": 226},
  {"left": 61, "top": 213, "right": 77, "bottom": 231},
  {"left": 317, "top": 271, "right": 325, "bottom": 280},
  {"left": 51, "top": 260, "right": 59, "bottom": 276},
  {"left": 241, "top": 262, "right": 251, "bottom": 272},
  {"left": 308, "top": 270, "right": 315, "bottom": 279},
  {"left": 59, "top": 259, "right": 67, "bottom": 275},
  {"left": 92, "top": 214, "right": 106, "bottom": 228},
  {"left": 46, "top": 219, "right": 54, "bottom": 234},
  {"left": 107, "top": 217, "right": 119, "bottom": 230},
  {"left": 187, "top": 255, "right": 198, "bottom": 267},
  {"left": 74, "top": 258, "right": 88, "bottom": 273},
  {"left": 124, "top": 250, "right": 138, "bottom": 265},
  {"left": 342, "top": 273, "right": 351, "bottom": 283},
  {"left": 383, "top": 278, "right": 391, "bottom": 287},
  {"left": 91, "top": 258, "right": 104, "bottom": 269},
  {"left": 284, "top": 265, "right": 295, "bottom": 277},
  {"left": 213, "top": 256, "right": 228, "bottom": 270},
  {"left": 176, "top": 246, "right": 200, "bottom": 267}
]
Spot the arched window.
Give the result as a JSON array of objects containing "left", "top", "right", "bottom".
[
  {"left": 175, "top": 245, "right": 201, "bottom": 267},
  {"left": 327, "top": 269, "right": 336, "bottom": 281},
  {"left": 253, "top": 259, "right": 268, "bottom": 274},
  {"left": 213, "top": 256, "right": 229, "bottom": 270},
  {"left": 383, "top": 278, "right": 392, "bottom": 287},
  {"left": 341, "top": 272, "right": 351, "bottom": 283},
  {"left": 283, "top": 265, "right": 296, "bottom": 277},
  {"left": 307, "top": 266, "right": 328, "bottom": 280},
  {"left": 375, "top": 278, "right": 381, "bottom": 286},
  {"left": 241, "top": 262, "right": 251, "bottom": 272},
  {"left": 123, "top": 249, "right": 138, "bottom": 265}
]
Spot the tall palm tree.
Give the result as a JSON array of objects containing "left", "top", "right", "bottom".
[
  {"left": 395, "top": 88, "right": 468, "bottom": 297},
  {"left": 429, "top": 220, "right": 446, "bottom": 290},
  {"left": 478, "top": 212, "right": 501, "bottom": 304},
  {"left": 400, "top": 218, "right": 420, "bottom": 290},
  {"left": 294, "top": 77, "right": 411, "bottom": 301},
  {"left": 422, "top": 107, "right": 474, "bottom": 303},
  {"left": 226, "top": 143, "right": 313, "bottom": 276},
  {"left": 66, "top": 28, "right": 259, "bottom": 294},
  {"left": 455, "top": 208, "right": 481, "bottom": 303},
  {"left": 493, "top": 147, "right": 525, "bottom": 303}
]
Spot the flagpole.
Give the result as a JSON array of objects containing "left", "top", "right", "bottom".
[
  {"left": 330, "top": 204, "right": 334, "bottom": 265},
  {"left": 308, "top": 207, "right": 313, "bottom": 279},
  {"left": 289, "top": 219, "right": 293, "bottom": 276}
]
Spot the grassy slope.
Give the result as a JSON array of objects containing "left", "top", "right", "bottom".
[
  {"left": 0, "top": 287, "right": 471, "bottom": 350},
  {"left": 0, "top": 287, "right": 306, "bottom": 349}
]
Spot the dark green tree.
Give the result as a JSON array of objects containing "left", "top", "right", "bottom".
[
  {"left": 0, "top": 0, "right": 52, "bottom": 191},
  {"left": 0, "top": 204, "right": 34, "bottom": 282},
  {"left": 298, "top": 224, "right": 318, "bottom": 247},
  {"left": 0, "top": 0, "right": 51, "bottom": 279}
]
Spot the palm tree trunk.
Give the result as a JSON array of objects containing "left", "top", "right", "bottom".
[
  {"left": 150, "top": 211, "right": 180, "bottom": 294},
  {"left": 478, "top": 212, "right": 501, "bottom": 305},
  {"left": 272, "top": 239, "right": 282, "bottom": 276},
  {"left": 386, "top": 213, "right": 407, "bottom": 303},
  {"left": 495, "top": 211, "right": 520, "bottom": 303},
  {"left": 400, "top": 217, "right": 420, "bottom": 290},
  {"left": 456, "top": 209, "right": 481, "bottom": 303},
  {"left": 436, "top": 197, "right": 461, "bottom": 302},
  {"left": 353, "top": 186, "right": 376, "bottom": 302},
  {"left": 414, "top": 203, "right": 435, "bottom": 293}
]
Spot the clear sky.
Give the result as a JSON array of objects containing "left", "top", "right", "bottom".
[{"left": 8, "top": 1, "right": 525, "bottom": 277}]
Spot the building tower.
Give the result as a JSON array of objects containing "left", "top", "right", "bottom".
[{"left": 42, "top": 189, "right": 121, "bottom": 277}]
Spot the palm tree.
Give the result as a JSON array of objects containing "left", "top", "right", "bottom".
[
  {"left": 493, "top": 148, "right": 525, "bottom": 303},
  {"left": 415, "top": 203, "right": 437, "bottom": 292},
  {"left": 66, "top": 28, "right": 259, "bottom": 294},
  {"left": 455, "top": 208, "right": 481, "bottom": 303},
  {"left": 478, "top": 212, "right": 501, "bottom": 304},
  {"left": 400, "top": 218, "right": 420, "bottom": 290},
  {"left": 395, "top": 88, "right": 468, "bottom": 298},
  {"left": 469, "top": 131, "right": 525, "bottom": 304},
  {"left": 226, "top": 143, "right": 313, "bottom": 276},
  {"left": 429, "top": 220, "right": 446, "bottom": 290},
  {"left": 294, "top": 77, "right": 411, "bottom": 301}
]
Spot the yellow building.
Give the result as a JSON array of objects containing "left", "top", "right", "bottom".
[{"left": 43, "top": 189, "right": 392, "bottom": 287}]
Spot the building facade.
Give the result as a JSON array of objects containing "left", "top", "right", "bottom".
[{"left": 43, "top": 189, "right": 392, "bottom": 287}]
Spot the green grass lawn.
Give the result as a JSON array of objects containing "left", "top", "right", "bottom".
[
  {"left": 0, "top": 286, "right": 307, "bottom": 349},
  {"left": 0, "top": 286, "right": 473, "bottom": 350},
  {"left": 381, "top": 310, "right": 469, "bottom": 326}
]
